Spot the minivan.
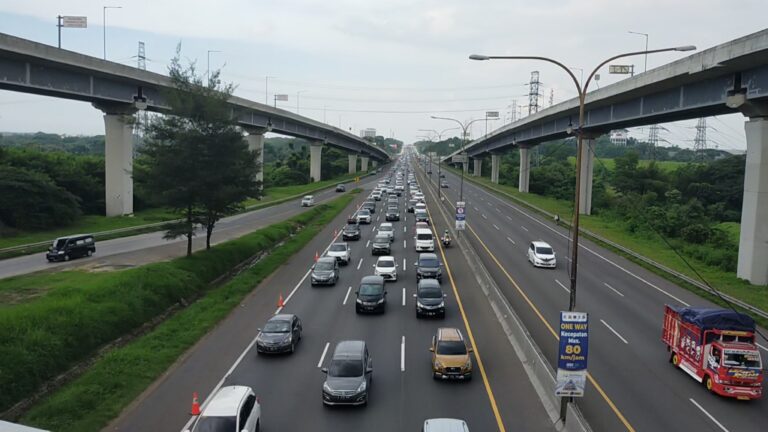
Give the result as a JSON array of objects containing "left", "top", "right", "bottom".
[
  {"left": 355, "top": 275, "right": 386, "bottom": 313},
  {"left": 46, "top": 234, "right": 95, "bottom": 262},
  {"left": 414, "top": 228, "right": 435, "bottom": 252},
  {"left": 321, "top": 340, "right": 373, "bottom": 406}
]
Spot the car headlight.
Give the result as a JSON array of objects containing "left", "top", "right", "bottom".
[
  {"left": 464, "top": 359, "right": 472, "bottom": 369},
  {"left": 438, "top": 301, "right": 445, "bottom": 308},
  {"left": 356, "top": 298, "right": 363, "bottom": 304},
  {"left": 58, "top": 251, "right": 65, "bottom": 255},
  {"left": 417, "top": 301, "right": 425, "bottom": 308},
  {"left": 357, "top": 381, "right": 367, "bottom": 392},
  {"left": 377, "top": 298, "right": 385, "bottom": 304},
  {"left": 434, "top": 360, "right": 443, "bottom": 369},
  {"left": 323, "top": 382, "right": 333, "bottom": 393}
]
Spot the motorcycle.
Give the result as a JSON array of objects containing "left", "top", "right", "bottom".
[{"left": 442, "top": 235, "right": 452, "bottom": 248}]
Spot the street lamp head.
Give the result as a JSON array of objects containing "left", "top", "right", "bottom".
[
  {"left": 674, "top": 45, "right": 697, "bottom": 52},
  {"left": 469, "top": 54, "right": 490, "bottom": 61}
]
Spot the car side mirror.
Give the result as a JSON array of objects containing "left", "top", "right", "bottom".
[
  {"left": 413, "top": 262, "right": 418, "bottom": 266},
  {"left": 257, "top": 328, "right": 261, "bottom": 332},
  {"left": 366, "top": 367, "right": 373, "bottom": 374},
  {"left": 355, "top": 290, "right": 359, "bottom": 295},
  {"left": 321, "top": 367, "right": 328, "bottom": 373},
  {"left": 468, "top": 347, "right": 474, "bottom": 353},
  {"left": 413, "top": 293, "right": 417, "bottom": 297},
  {"left": 429, "top": 347, "right": 434, "bottom": 352},
  {"left": 444, "top": 293, "right": 448, "bottom": 297}
]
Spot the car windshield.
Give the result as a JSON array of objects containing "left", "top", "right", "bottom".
[
  {"left": 194, "top": 415, "right": 237, "bottom": 432},
  {"left": 359, "top": 210, "right": 370, "bottom": 215},
  {"left": 53, "top": 239, "right": 66, "bottom": 249},
  {"left": 377, "top": 260, "right": 395, "bottom": 268},
  {"left": 380, "top": 226, "right": 392, "bottom": 232},
  {"left": 536, "top": 247, "right": 554, "bottom": 255},
  {"left": 416, "top": 212, "right": 427, "bottom": 218},
  {"left": 419, "top": 287, "right": 443, "bottom": 298},
  {"left": 263, "top": 320, "right": 291, "bottom": 333},
  {"left": 315, "top": 261, "right": 335, "bottom": 271},
  {"left": 437, "top": 340, "right": 467, "bottom": 355},
  {"left": 723, "top": 351, "right": 762, "bottom": 368},
  {"left": 374, "top": 236, "right": 389, "bottom": 243},
  {"left": 416, "top": 234, "right": 433, "bottom": 241},
  {"left": 329, "top": 244, "right": 347, "bottom": 252},
  {"left": 329, "top": 359, "right": 364, "bottom": 377},
  {"left": 359, "top": 283, "right": 383, "bottom": 295},
  {"left": 344, "top": 224, "right": 358, "bottom": 231},
  {"left": 388, "top": 207, "right": 398, "bottom": 211},
  {"left": 419, "top": 258, "right": 439, "bottom": 267},
  {"left": 303, "top": 196, "right": 312, "bottom": 200}
]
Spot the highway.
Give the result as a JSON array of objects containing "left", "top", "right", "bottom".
[
  {"left": 107, "top": 161, "right": 556, "bottom": 431},
  {"left": 0, "top": 181, "right": 378, "bottom": 280},
  {"left": 418, "top": 161, "right": 768, "bottom": 432}
]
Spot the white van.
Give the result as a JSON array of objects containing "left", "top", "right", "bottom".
[{"left": 414, "top": 228, "right": 435, "bottom": 252}]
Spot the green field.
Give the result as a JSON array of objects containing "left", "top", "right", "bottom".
[{"left": 566, "top": 156, "right": 690, "bottom": 172}]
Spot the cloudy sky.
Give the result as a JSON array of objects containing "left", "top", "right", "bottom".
[{"left": 0, "top": 0, "right": 764, "bottom": 149}]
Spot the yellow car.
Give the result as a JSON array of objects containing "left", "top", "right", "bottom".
[{"left": 430, "top": 328, "right": 473, "bottom": 380}]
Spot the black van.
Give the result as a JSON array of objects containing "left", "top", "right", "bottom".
[
  {"left": 355, "top": 275, "right": 386, "bottom": 314},
  {"left": 46, "top": 234, "right": 95, "bottom": 262}
]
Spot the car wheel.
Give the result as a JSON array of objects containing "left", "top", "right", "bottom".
[
  {"left": 87, "top": 250, "right": 93, "bottom": 257},
  {"left": 291, "top": 341, "right": 296, "bottom": 353},
  {"left": 63, "top": 254, "right": 70, "bottom": 262}
]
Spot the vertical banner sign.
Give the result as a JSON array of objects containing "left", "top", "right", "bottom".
[
  {"left": 555, "top": 311, "right": 589, "bottom": 397},
  {"left": 455, "top": 201, "right": 466, "bottom": 230}
]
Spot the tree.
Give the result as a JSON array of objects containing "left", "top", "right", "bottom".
[
  {"left": 0, "top": 165, "right": 81, "bottom": 229},
  {"left": 138, "top": 46, "right": 260, "bottom": 254}
]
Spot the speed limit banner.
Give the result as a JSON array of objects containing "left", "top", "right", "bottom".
[{"left": 555, "top": 311, "right": 589, "bottom": 397}]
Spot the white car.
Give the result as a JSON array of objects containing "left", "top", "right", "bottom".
[
  {"left": 187, "top": 386, "right": 261, "bottom": 432},
  {"left": 356, "top": 209, "right": 372, "bottom": 224},
  {"left": 326, "top": 242, "right": 351, "bottom": 265},
  {"left": 373, "top": 256, "right": 398, "bottom": 281},
  {"left": 528, "top": 241, "right": 557, "bottom": 268},
  {"left": 301, "top": 195, "right": 314, "bottom": 206},
  {"left": 372, "top": 191, "right": 382, "bottom": 201},
  {"left": 423, "top": 418, "right": 469, "bottom": 432},
  {"left": 377, "top": 222, "right": 395, "bottom": 242},
  {"left": 414, "top": 202, "right": 427, "bottom": 213}
]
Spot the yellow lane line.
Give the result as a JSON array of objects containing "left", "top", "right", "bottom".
[{"left": 421, "top": 168, "right": 636, "bottom": 432}]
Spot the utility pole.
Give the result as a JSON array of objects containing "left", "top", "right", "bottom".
[
  {"left": 529, "top": 72, "right": 542, "bottom": 166},
  {"left": 549, "top": 88, "right": 554, "bottom": 106},
  {"left": 694, "top": 118, "right": 708, "bottom": 159}
]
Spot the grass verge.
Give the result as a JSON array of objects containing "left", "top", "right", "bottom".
[
  {"left": 443, "top": 167, "right": 768, "bottom": 326},
  {"left": 1, "top": 192, "right": 356, "bottom": 429}
]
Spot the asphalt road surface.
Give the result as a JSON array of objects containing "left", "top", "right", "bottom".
[
  {"left": 0, "top": 179, "right": 382, "bottom": 280},
  {"left": 419, "top": 162, "right": 768, "bottom": 432},
  {"left": 107, "top": 167, "right": 555, "bottom": 431}
]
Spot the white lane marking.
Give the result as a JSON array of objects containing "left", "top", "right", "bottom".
[
  {"left": 474, "top": 206, "right": 480, "bottom": 212},
  {"left": 403, "top": 258, "right": 407, "bottom": 271},
  {"left": 343, "top": 286, "right": 352, "bottom": 305},
  {"left": 521, "top": 225, "right": 529, "bottom": 232},
  {"left": 403, "top": 225, "right": 407, "bottom": 232},
  {"left": 366, "top": 240, "right": 370, "bottom": 248},
  {"left": 506, "top": 237, "right": 515, "bottom": 244},
  {"left": 493, "top": 224, "right": 500, "bottom": 231},
  {"left": 403, "top": 239, "right": 407, "bottom": 248},
  {"left": 404, "top": 215, "right": 406, "bottom": 222},
  {"left": 317, "top": 342, "right": 330, "bottom": 368},
  {"left": 402, "top": 288, "right": 406, "bottom": 306},
  {"left": 496, "top": 207, "right": 502, "bottom": 212},
  {"left": 600, "top": 319, "right": 629, "bottom": 344},
  {"left": 506, "top": 215, "right": 513, "bottom": 221},
  {"left": 757, "top": 343, "right": 768, "bottom": 352},
  {"left": 689, "top": 399, "right": 729, "bottom": 432},
  {"left": 401, "top": 336, "right": 406, "bottom": 372},
  {"left": 481, "top": 214, "right": 488, "bottom": 220},
  {"left": 555, "top": 279, "right": 570, "bottom": 293},
  {"left": 603, "top": 282, "right": 625, "bottom": 297},
  {"left": 357, "top": 258, "right": 363, "bottom": 270}
]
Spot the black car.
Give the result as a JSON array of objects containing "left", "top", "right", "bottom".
[
  {"left": 406, "top": 199, "right": 417, "bottom": 213},
  {"left": 355, "top": 275, "right": 386, "bottom": 313},
  {"left": 371, "top": 234, "right": 391, "bottom": 255},
  {"left": 311, "top": 257, "right": 340, "bottom": 286},
  {"left": 46, "top": 234, "right": 95, "bottom": 262},
  {"left": 415, "top": 279, "right": 446, "bottom": 318},
  {"left": 415, "top": 253, "right": 443, "bottom": 282},
  {"left": 342, "top": 223, "right": 361, "bottom": 240},
  {"left": 256, "top": 314, "right": 303, "bottom": 354},
  {"left": 336, "top": 184, "right": 346, "bottom": 192},
  {"left": 362, "top": 201, "right": 376, "bottom": 214},
  {"left": 414, "top": 210, "right": 430, "bottom": 225},
  {"left": 385, "top": 206, "right": 400, "bottom": 221},
  {"left": 322, "top": 340, "right": 372, "bottom": 406}
]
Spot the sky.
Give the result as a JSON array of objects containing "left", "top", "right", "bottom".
[{"left": 0, "top": 0, "right": 764, "bottom": 150}]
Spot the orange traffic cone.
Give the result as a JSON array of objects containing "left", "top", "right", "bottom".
[
  {"left": 277, "top": 293, "right": 285, "bottom": 308},
  {"left": 314, "top": 251, "right": 319, "bottom": 262},
  {"left": 191, "top": 392, "right": 201, "bottom": 415}
]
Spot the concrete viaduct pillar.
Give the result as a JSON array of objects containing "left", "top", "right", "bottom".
[
  {"left": 473, "top": 159, "right": 482, "bottom": 177},
  {"left": 491, "top": 153, "right": 501, "bottom": 184},
  {"left": 360, "top": 156, "right": 369, "bottom": 172},
  {"left": 737, "top": 117, "right": 768, "bottom": 285},
  {"left": 462, "top": 160, "right": 469, "bottom": 174},
  {"left": 95, "top": 103, "right": 137, "bottom": 216},
  {"left": 348, "top": 154, "right": 358, "bottom": 174},
  {"left": 244, "top": 129, "right": 266, "bottom": 191},
  {"left": 372, "top": 160, "right": 378, "bottom": 168},
  {"left": 309, "top": 142, "right": 323, "bottom": 182},
  {"left": 518, "top": 146, "right": 530, "bottom": 193},
  {"left": 579, "top": 138, "right": 596, "bottom": 215}
]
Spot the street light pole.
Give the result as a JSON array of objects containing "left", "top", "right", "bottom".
[
  {"left": 430, "top": 117, "right": 485, "bottom": 202},
  {"left": 469, "top": 43, "right": 695, "bottom": 422},
  {"left": 418, "top": 127, "right": 459, "bottom": 202},
  {"left": 628, "top": 31, "right": 650, "bottom": 72},
  {"left": 102, "top": 6, "right": 122, "bottom": 60},
  {"left": 264, "top": 76, "right": 275, "bottom": 105},
  {"left": 207, "top": 50, "right": 221, "bottom": 86}
]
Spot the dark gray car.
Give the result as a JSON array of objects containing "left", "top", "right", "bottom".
[
  {"left": 415, "top": 279, "right": 446, "bottom": 318},
  {"left": 371, "top": 234, "right": 391, "bottom": 255},
  {"left": 415, "top": 253, "right": 443, "bottom": 282},
  {"left": 355, "top": 275, "right": 386, "bottom": 313},
  {"left": 311, "top": 257, "right": 339, "bottom": 286},
  {"left": 385, "top": 206, "right": 400, "bottom": 221},
  {"left": 256, "top": 314, "right": 302, "bottom": 354},
  {"left": 322, "top": 340, "right": 372, "bottom": 406}
]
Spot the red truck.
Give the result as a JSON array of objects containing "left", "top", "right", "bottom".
[{"left": 662, "top": 305, "right": 763, "bottom": 400}]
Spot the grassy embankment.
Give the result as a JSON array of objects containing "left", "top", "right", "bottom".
[
  {"left": 0, "top": 192, "right": 357, "bottom": 431},
  {"left": 443, "top": 166, "right": 768, "bottom": 326},
  {"left": 0, "top": 172, "right": 366, "bottom": 254}
]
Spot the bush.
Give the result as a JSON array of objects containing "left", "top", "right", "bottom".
[
  {"left": 681, "top": 224, "right": 711, "bottom": 244},
  {"left": 0, "top": 165, "right": 81, "bottom": 229}
]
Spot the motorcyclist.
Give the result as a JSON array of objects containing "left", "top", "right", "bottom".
[{"left": 442, "top": 229, "right": 452, "bottom": 245}]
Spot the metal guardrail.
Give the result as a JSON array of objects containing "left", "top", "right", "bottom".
[
  {"left": 451, "top": 169, "right": 768, "bottom": 321},
  {"left": 0, "top": 172, "right": 379, "bottom": 257}
]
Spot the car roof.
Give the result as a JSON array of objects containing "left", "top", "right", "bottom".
[
  {"left": 331, "top": 242, "right": 348, "bottom": 246},
  {"left": 269, "top": 314, "right": 295, "bottom": 322},
  {"left": 361, "top": 275, "right": 385, "bottom": 284},
  {"left": 334, "top": 340, "right": 365, "bottom": 358},
  {"left": 203, "top": 386, "right": 251, "bottom": 416},
  {"left": 419, "top": 252, "right": 438, "bottom": 260},
  {"left": 423, "top": 418, "right": 469, "bottom": 431},
  {"left": 380, "top": 222, "right": 393, "bottom": 227},
  {"left": 532, "top": 241, "right": 552, "bottom": 248},
  {"left": 416, "top": 228, "right": 433, "bottom": 234},
  {"left": 317, "top": 256, "right": 337, "bottom": 264},
  {"left": 377, "top": 256, "right": 395, "bottom": 262},
  {"left": 303, "top": 195, "right": 313, "bottom": 198},
  {"left": 437, "top": 327, "right": 464, "bottom": 342},
  {"left": 418, "top": 279, "right": 441, "bottom": 289}
]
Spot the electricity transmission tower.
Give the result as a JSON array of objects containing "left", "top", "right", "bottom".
[
  {"left": 693, "top": 118, "right": 708, "bottom": 158},
  {"left": 133, "top": 41, "right": 149, "bottom": 152},
  {"left": 528, "top": 71, "right": 542, "bottom": 165}
]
